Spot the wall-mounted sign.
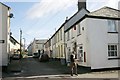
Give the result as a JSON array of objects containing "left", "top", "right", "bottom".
[{"left": 0, "top": 40, "right": 5, "bottom": 43}]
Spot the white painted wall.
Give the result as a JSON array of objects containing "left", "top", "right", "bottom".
[
  {"left": 55, "top": 27, "right": 65, "bottom": 58},
  {"left": 0, "top": 4, "right": 10, "bottom": 66},
  {"left": 65, "top": 17, "right": 119, "bottom": 69},
  {"left": 86, "top": 18, "right": 119, "bottom": 69},
  {"left": 76, "top": 19, "right": 91, "bottom": 67},
  {"left": 0, "top": 4, "right": 2, "bottom": 66},
  {"left": 10, "top": 41, "right": 20, "bottom": 55},
  {"left": 52, "top": 45, "right": 56, "bottom": 58},
  {"left": 28, "top": 43, "right": 33, "bottom": 55},
  {"left": 65, "top": 32, "right": 70, "bottom": 62},
  {"left": 28, "top": 39, "right": 47, "bottom": 55},
  {"left": 33, "top": 40, "right": 46, "bottom": 53}
]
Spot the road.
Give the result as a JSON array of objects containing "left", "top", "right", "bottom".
[
  {"left": 20, "top": 57, "right": 65, "bottom": 76},
  {"left": 2, "top": 57, "right": 119, "bottom": 80},
  {"left": 3, "top": 57, "right": 69, "bottom": 77}
]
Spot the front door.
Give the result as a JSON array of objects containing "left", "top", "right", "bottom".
[{"left": 78, "top": 45, "right": 84, "bottom": 63}]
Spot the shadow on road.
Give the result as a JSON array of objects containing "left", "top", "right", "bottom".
[{"left": 2, "top": 57, "right": 91, "bottom": 78}]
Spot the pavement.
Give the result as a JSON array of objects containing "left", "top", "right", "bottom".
[
  {"left": 8, "top": 60, "right": 22, "bottom": 72},
  {"left": 2, "top": 56, "right": 120, "bottom": 80}
]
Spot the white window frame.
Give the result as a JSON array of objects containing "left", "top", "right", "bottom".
[
  {"left": 71, "top": 28, "right": 74, "bottom": 39},
  {"left": 108, "top": 20, "right": 117, "bottom": 32},
  {"left": 77, "top": 44, "right": 84, "bottom": 62},
  {"left": 77, "top": 23, "right": 81, "bottom": 35},
  {"left": 60, "top": 29, "right": 62, "bottom": 40},
  {"left": 108, "top": 44, "right": 118, "bottom": 58},
  {"left": 67, "top": 31, "right": 70, "bottom": 41}
]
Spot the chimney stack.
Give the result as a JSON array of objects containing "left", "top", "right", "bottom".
[{"left": 78, "top": 0, "right": 86, "bottom": 11}]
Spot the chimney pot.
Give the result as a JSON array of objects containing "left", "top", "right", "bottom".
[{"left": 78, "top": 0, "right": 86, "bottom": 11}]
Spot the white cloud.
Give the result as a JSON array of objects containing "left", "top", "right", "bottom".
[
  {"left": 26, "top": 0, "right": 77, "bottom": 19},
  {"left": 87, "top": 0, "right": 120, "bottom": 11},
  {"left": 105, "top": 0, "right": 120, "bottom": 9},
  {"left": 26, "top": 29, "right": 45, "bottom": 37},
  {"left": 0, "top": 0, "right": 40, "bottom": 2},
  {"left": 25, "top": 27, "right": 54, "bottom": 39}
]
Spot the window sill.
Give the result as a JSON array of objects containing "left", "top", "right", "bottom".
[
  {"left": 67, "top": 39, "right": 70, "bottom": 41},
  {"left": 108, "top": 32, "right": 118, "bottom": 33},
  {"left": 72, "top": 37, "right": 74, "bottom": 39},
  {"left": 108, "top": 57, "right": 120, "bottom": 60},
  {"left": 77, "top": 34, "right": 81, "bottom": 36}
]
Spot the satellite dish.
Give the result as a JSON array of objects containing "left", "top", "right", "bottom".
[{"left": 9, "top": 13, "right": 14, "bottom": 18}]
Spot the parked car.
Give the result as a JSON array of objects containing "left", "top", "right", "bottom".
[
  {"left": 39, "top": 53, "right": 49, "bottom": 62},
  {"left": 33, "top": 53, "right": 39, "bottom": 58},
  {"left": 12, "top": 54, "right": 20, "bottom": 60}
]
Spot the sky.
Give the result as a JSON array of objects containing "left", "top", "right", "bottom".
[{"left": 2, "top": 0, "right": 120, "bottom": 47}]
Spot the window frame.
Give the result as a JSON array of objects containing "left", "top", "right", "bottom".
[
  {"left": 77, "top": 23, "right": 81, "bottom": 36},
  {"left": 36, "top": 45, "right": 38, "bottom": 49},
  {"left": 60, "top": 29, "right": 62, "bottom": 40},
  {"left": 67, "top": 30, "right": 70, "bottom": 41},
  {"left": 71, "top": 28, "right": 74, "bottom": 39},
  {"left": 108, "top": 44, "right": 118, "bottom": 58},
  {"left": 108, "top": 20, "right": 117, "bottom": 33}
]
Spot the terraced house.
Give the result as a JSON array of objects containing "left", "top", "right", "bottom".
[
  {"left": 65, "top": 6, "right": 120, "bottom": 69},
  {"left": 44, "top": 23, "right": 65, "bottom": 60},
  {"left": 45, "top": 0, "right": 120, "bottom": 69},
  {"left": 9, "top": 36, "right": 20, "bottom": 57},
  {"left": 44, "top": 0, "right": 87, "bottom": 63},
  {"left": 28, "top": 39, "right": 47, "bottom": 56}
]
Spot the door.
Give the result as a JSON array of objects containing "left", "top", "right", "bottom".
[
  {"left": 78, "top": 45, "right": 84, "bottom": 62},
  {"left": 67, "top": 47, "right": 71, "bottom": 62}
]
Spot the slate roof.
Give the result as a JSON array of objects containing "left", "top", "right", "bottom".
[{"left": 87, "top": 6, "right": 120, "bottom": 18}]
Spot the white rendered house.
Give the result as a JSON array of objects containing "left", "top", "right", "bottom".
[
  {"left": 9, "top": 36, "right": 20, "bottom": 56},
  {"left": 0, "top": 3, "right": 11, "bottom": 67},
  {"left": 65, "top": 7, "right": 120, "bottom": 69},
  {"left": 28, "top": 39, "right": 47, "bottom": 55}
]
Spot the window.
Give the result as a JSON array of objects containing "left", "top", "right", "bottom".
[
  {"left": 60, "top": 29, "right": 62, "bottom": 40},
  {"left": 36, "top": 45, "right": 38, "bottom": 49},
  {"left": 108, "top": 44, "right": 118, "bottom": 58},
  {"left": 77, "top": 23, "right": 81, "bottom": 35},
  {"left": 71, "top": 28, "right": 74, "bottom": 39},
  {"left": 108, "top": 20, "right": 117, "bottom": 32},
  {"left": 57, "top": 32, "right": 59, "bottom": 42},
  {"left": 55, "top": 35, "right": 57, "bottom": 43},
  {"left": 67, "top": 31, "right": 70, "bottom": 41},
  {"left": 78, "top": 45, "right": 83, "bottom": 62}
]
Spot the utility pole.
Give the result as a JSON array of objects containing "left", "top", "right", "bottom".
[
  {"left": 23, "top": 38, "right": 25, "bottom": 52},
  {"left": 20, "top": 29, "right": 22, "bottom": 58}
]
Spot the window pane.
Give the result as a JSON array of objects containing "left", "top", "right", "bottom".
[
  {"left": 77, "top": 23, "right": 80, "bottom": 34},
  {"left": 78, "top": 24, "right": 80, "bottom": 33},
  {"left": 108, "top": 20, "right": 116, "bottom": 32},
  {"left": 108, "top": 52, "right": 110, "bottom": 56},
  {"left": 114, "top": 45, "right": 117, "bottom": 50},
  {"left": 108, "top": 44, "right": 118, "bottom": 57},
  {"left": 80, "top": 46, "right": 82, "bottom": 49},
  {"left": 114, "top": 51, "right": 117, "bottom": 56},
  {"left": 111, "top": 45, "right": 114, "bottom": 50},
  {"left": 80, "top": 50, "right": 83, "bottom": 53},
  {"left": 108, "top": 45, "right": 110, "bottom": 50},
  {"left": 111, "top": 51, "right": 114, "bottom": 56}
]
